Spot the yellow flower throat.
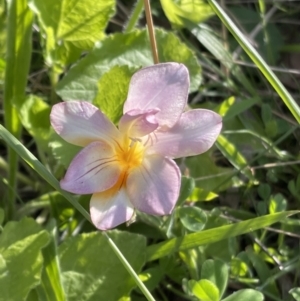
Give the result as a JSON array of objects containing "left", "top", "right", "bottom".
[{"left": 116, "top": 138, "right": 145, "bottom": 171}]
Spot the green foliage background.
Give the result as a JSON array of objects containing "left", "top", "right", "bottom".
[{"left": 0, "top": 0, "right": 300, "bottom": 300}]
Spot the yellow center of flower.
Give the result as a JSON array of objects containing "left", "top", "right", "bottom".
[{"left": 115, "top": 137, "right": 145, "bottom": 171}]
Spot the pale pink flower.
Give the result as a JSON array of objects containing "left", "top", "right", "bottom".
[{"left": 50, "top": 63, "right": 222, "bottom": 230}]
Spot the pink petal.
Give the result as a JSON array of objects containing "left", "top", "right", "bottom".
[
  {"left": 126, "top": 155, "right": 180, "bottom": 215},
  {"left": 60, "top": 141, "right": 122, "bottom": 194},
  {"left": 119, "top": 109, "right": 159, "bottom": 137},
  {"left": 90, "top": 188, "right": 134, "bottom": 230},
  {"left": 50, "top": 101, "right": 120, "bottom": 147},
  {"left": 148, "top": 109, "right": 222, "bottom": 158},
  {"left": 124, "top": 63, "right": 189, "bottom": 128}
]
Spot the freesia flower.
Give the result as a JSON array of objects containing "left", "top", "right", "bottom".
[{"left": 50, "top": 63, "right": 222, "bottom": 230}]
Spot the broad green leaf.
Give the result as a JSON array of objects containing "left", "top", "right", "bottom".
[
  {"left": 18, "top": 95, "right": 51, "bottom": 151},
  {"left": 290, "top": 288, "right": 300, "bottom": 301},
  {"left": 178, "top": 206, "right": 207, "bottom": 232},
  {"left": 29, "top": 0, "right": 115, "bottom": 70},
  {"left": 222, "top": 289, "right": 264, "bottom": 301},
  {"left": 94, "top": 65, "right": 136, "bottom": 123},
  {"left": 216, "top": 134, "right": 254, "bottom": 181},
  {"left": 0, "top": 218, "right": 50, "bottom": 301},
  {"left": 59, "top": 230, "right": 146, "bottom": 301},
  {"left": 201, "top": 259, "right": 228, "bottom": 299},
  {"left": 29, "top": 0, "right": 115, "bottom": 48},
  {"left": 190, "top": 279, "right": 219, "bottom": 301},
  {"left": 268, "top": 193, "right": 287, "bottom": 214},
  {"left": 146, "top": 211, "right": 298, "bottom": 261},
  {"left": 56, "top": 29, "right": 201, "bottom": 101},
  {"left": 49, "top": 133, "right": 82, "bottom": 168},
  {"left": 160, "top": 0, "right": 214, "bottom": 27}
]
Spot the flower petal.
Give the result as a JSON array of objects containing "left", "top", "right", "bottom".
[
  {"left": 124, "top": 63, "right": 189, "bottom": 128},
  {"left": 50, "top": 101, "right": 120, "bottom": 147},
  {"left": 148, "top": 109, "right": 222, "bottom": 158},
  {"left": 60, "top": 141, "right": 122, "bottom": 194},
  {"left": 119, "top": 109, "right": 159, "bottom": 137},
  {"left": 126, "top": 156, "right": 180, "bottom": 215},
  {"left": 90, "top": 188, "right": 134, "bottom": 230}
]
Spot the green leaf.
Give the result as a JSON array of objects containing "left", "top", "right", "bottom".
[
  {"left": 216, "top": 97, "right": 235, "bottom": 118},
  {"left": 29, "top": 0, "right": 115, "bottom": 47},
  {"left": 190, "top": 24, "right": 257, "bottom": 97},
  {"left": 178, "top": 206, "right": 207, "bottom": 232},
  {"left": 246, "top": 249, "right": 279, "bottom": 296},
  {"left": 186, "top": 152, "right": 234, "bottom": 192},
  {"left": 201, "top": 259, "right": 228, "bottom": 299},
  {"left": 146, "top": 211, "right": 298, "bottom": 261},
  {"left": 268, "top": 193, "right": 287, "bottom": 214},
  {"left": 177, "top": 176, "right": 195, "bottom": 206},
  {"left": 222, "top": 289, "right": 264, "bottom": 301},
  {"left": 57, "top": 29, "right": 201, "bottom": 101},
  {"left": 94, "top": 65, "right": 136, "bottom": 123},
  {"left": 230, "top": 257, "right": 249, "bottom": 277},
  {"left": 49, "top": 133, "right": 82, "bottom": 168},
  {"left": 188, "top": 187, "right": 218, "bottom": 202},
  {"left": 59, "top": 230, "right": 146, "bottom": 301},
  {"left": 190, "top": 279, "right": 219, "bottom": 301},
  {"left": 37, "top": 220, "right": 66, "bottom": 301},
  {"left": 223, "top": 98, "right": 259, "bottom": 121},
  {"left": 160, "top": 0, "right": 214, "bottom": 27},
  {"left": 289, "top": 287, "right": 300, "bottom": 301},
  {"left": 207, "top": 0, "right": 300, "bottom": 123},
  {"left": 216, "top": 134, "right": 254, "bottom": 181},
  {"left": 0, "top": 218, "right": 50, "bottom": 301},
  {"left": 257, "top": 184, "right": 271, "bottom": 200},
  {"left": 18, "top": 95, "right": 51, "bottom": 150}
]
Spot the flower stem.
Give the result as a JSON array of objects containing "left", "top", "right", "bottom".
[
  {"left": 124, "top": 0, "right": 144, "bottom": 33},
  {"left": 143, "top": 0, "right": 159, "bottom": 64},
  {"left": 103, "top": 232, "right": 156, "bottom": 301},
  {"left": 4, "top": 0, "right": 33, "bottom": 219}
]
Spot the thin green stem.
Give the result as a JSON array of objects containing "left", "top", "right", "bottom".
[
  {"left": 103, "top": 232, "right": 156, "bottom": 301},
  {"left": 207, "top": 0, "right": 300, "bottom": 123},
  {"left": 0, "top": 157, "right": 35, "bottom": 187},
  {"left": 124, "top": 0, "right": 144, "bottom": 33},
  {"left": 143, "top": 0, "right": 159, "bottom": 64},
  {"left": 4, "top": 0, "right": 33, "bottom": 219}
]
